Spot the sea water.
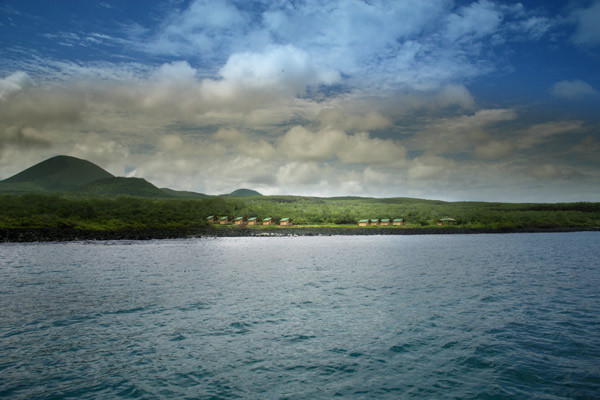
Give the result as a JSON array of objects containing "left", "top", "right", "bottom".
[{"left": 1, "top": 233, "right": 599, "bottom": 399}]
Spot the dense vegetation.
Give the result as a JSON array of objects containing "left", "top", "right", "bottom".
[
  {"left": 78, "top": 177, "right": 170, "bottom": 198},
  {"left": 2, "top": 155, "right": 598, "bottom": 233},
  {"left": 1, "top": 193, "right": 599, "bottom": 231}
]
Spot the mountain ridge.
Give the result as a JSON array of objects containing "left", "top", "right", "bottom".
[
  {"left": 226, "top": 188, "right": 263, "bottom": 197},
  {"left": 0, "top": 155, "right": 243, "bottom": 199},
  {"left": 2, "top": 155, "right": 114, "bottom": 191}
]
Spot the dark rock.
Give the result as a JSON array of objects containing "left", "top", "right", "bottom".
[{"left": 1, "top": 226, "right": 598, "bottom": 243}]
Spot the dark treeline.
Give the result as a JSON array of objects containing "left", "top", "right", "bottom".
[{"left": 1, "top": 194, "right": 600, "bottom": 231}]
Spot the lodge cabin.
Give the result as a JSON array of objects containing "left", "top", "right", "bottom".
[
  {"left": 247, "top": 217, "right": 260, "bottom": 225},
  {"left": 393, "top": 218, "right": 405, "bottom": 226},
  {"left": 262, "top": 217, "right": 275, "bottom": 226},
  {"left": 380, "top": 218, "right": 391, "bottom": 226},
  {"left": 369, "top": 219, "right": 380, "bottom": 226},
  {"left": 219, "top": 216, "right": 232, "bottom": 225},
  {"left": 234, "top": 217, "right": 247, "bottom": 225},
  {"left": 358, "top": 219, "right": 369, "bottom": 226},
  {"left": 207, "top": 215, "right": 218, "bottom": 223},
  {"left": 437, "top": 217, "right": 456, "bottom": 225},
  {"left": 280, "top": 218, "right": 293, "bottom": 226}
]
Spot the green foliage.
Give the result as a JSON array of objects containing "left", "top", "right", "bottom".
[
  {"left": 78, "top": 177, "right": 169, "bottom": 198},
  {"left": 1, "top": 193, "right": 599, "bottom": 231},
  {"left": 0, "top": 194, "right": 213, "bottom": 230},
  {"left": 160, "top": 188, "right": 208, "bottom": 198}
]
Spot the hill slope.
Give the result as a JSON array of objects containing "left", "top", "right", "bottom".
[
  {"left": 78, "top": 177, "right": 169, "bottom": 198},
  {"left": 228, "top": 188, "right": 263, "bottom": 197},
  {"left": 2, "top": 155, "right": 114, "bottom": 191},
  {"left": 161, "top": 188, "right": 208, "bottom": 198}
]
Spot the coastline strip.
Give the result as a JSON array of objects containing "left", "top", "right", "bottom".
[{"left": 1, "top": 226, "right": 599, "bottom": 242}]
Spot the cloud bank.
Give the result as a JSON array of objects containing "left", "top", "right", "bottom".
[{"left": 0, "top": 0, "right": 598, "bottom": 201}]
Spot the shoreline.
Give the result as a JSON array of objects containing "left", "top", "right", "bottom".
[{"left": 1, "top": 226, "right": 599, "bottom": 242}]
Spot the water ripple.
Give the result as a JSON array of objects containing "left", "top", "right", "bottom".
[{"left": 0, "top": 233, "right": 599, "bottom": 398}]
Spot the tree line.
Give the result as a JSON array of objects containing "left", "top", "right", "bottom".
[{"left": 1, "top": 194, "right": 599, "bottom": 231}]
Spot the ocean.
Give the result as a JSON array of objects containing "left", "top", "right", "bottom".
[{"left": 1, "top": 233, "right": 599, "bottom": 399}]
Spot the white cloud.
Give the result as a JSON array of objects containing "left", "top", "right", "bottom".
[
  {"left": 362, "top": 166, "right": 391, "bottom": 186},
  {"left": 26, "top": 59, "right": 151, "bottom": 83},
  {"left": 0, "top": 125, "right": 50, "bottom": 150},
  {"left": 277, "top": 126, "right": 344, "bottom": 162},
  {"left": 212, "top": 128, "right": 276, "bottom": 160},
  {"left": 150, "top": 0, "right": 251, "bottom": 57},
  {"left": 407, "top": 155, "right": 455, "bottom": 180},
  {"left": 428, "top": 109, "right": 517, "bottom": 137},
  {"left": 154, "top": 60, "right": 197, "bottom": 83},
  {"left": 277, "top": 161, "right": 324, "bottom": 185},
  {"left": 277, "top": 126, "right": 407, "bottom": 166},
  {"left": 142, "top": 61, "right": 201, "bottom": 111},
  {"left": 158, "top": 134, "right": 184, "bottom": 152},
  {"left": 517, "top": 121, "right": 583, "bottom": 149},
  {"left": 201, "top": 45, "right": 340, "bottom": 102},
  {"left": 210, "top": 155, "right": 278, "bottom": 187},
  {"left": 552, "top": 79, "right": 598, "bottom": 100},
  {"left": 2, "top": 1, "right": 598, "bottom": 201},
  {"left": 474, "top": 140, "right": 514, "bottom": 159},
  {"left": 570, "top": 1, "right": 600, "bottom": 47},
  {"left": 433, "top": 84, "right": 476, "bottom": 109},
  {"left": 529, "top": 163, "right": 584, "bottom": 181},
  {"left": 444, "top": 0, "right": 502, "bottom": 42},
  {"left": 0, "top": 71, "right": 33, "bottom": 100},
  {"left": 71, "top": 133, "right": 130, "bottom": 173},
  {"left": 368, "top": 84, "right": 476, "bottom": 116},
  {"left": 263, "top": 0, "right": 444, "bottom": 79},
  {"left": 336, "top": 132, "right": 407, "bottom": 166},
  {"left": 415, "top": 108, "right": 517, "bottom": 155},
  {"left": 317, "top": 110, "right": 392, "bottom": 131},
  {"left": 514, "top": 16, "right": 554, "bottom": 41},
  {"left": 139, "top": 0, "right": 551, "bottom": 93}
]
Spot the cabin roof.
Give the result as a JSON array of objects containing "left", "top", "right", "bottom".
[
  {"left": 219, "top": 216, "right": 229, "bottom": 220},
  {"left": 380, "top": 219, "right": 390, "bottom": 222},
  {"left": 280, "top": 218, "right": 291, "bottom": 222},
  {"left": 262, "top": 217, "right": 273, "bottom": 221},
  {"left": 439, "top": 217, "right": 456, "bottom": 221},
  {"left": 248, "top": 217, "right": 257, "bottom": 221},
  {"left": 358, "top": 219, "right": 369, "bottom": 223},
  {"left": 369, "top": 219, "right": 379, "bottom": 222},
  {"left": 234, "top": 217, "right": 245, "bottom": 221},
  {"left": 393, "top": 218, "right": 404, "bottom": 221},
  {"left": 207, "top": 215, "right": 214, "bottom": 219}
]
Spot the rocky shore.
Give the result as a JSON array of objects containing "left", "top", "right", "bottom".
[{"left": 1, "top": 226, "right": 598, "bottom": 242}]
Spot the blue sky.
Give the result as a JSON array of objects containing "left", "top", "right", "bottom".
[{"left": 1, "top": 0, "right": 599, "bottom": 201}]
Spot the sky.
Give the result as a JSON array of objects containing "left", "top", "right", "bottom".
[{"left": 1, "top": 0, "right": 599, "bottom": 202}]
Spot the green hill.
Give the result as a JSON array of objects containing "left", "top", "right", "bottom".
[
  {"left": 160, "top": 188, "right": 208, "bottom": 198},
  {"left": 78, "top": 177, "right": 169, "bottom": 198},
  {"left": 0, "top": 155, "right": 209, "bottom": 199},
  {"left": 1, "top": 155, "right": 262, "bottom": 199},
  {"left": 2, "top": 155, "right": 114, "bottom": 191},
  {"left": 227, "top": 188, "right": 263, "bottom": 197}
]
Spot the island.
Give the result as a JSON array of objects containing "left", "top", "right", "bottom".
[{"left": 1, "top": 156, "right": 599, "bottom": 242}]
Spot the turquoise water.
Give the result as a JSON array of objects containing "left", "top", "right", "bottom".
[{"left": 1, "top": 233, "right": 599, "bottom": 399}]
